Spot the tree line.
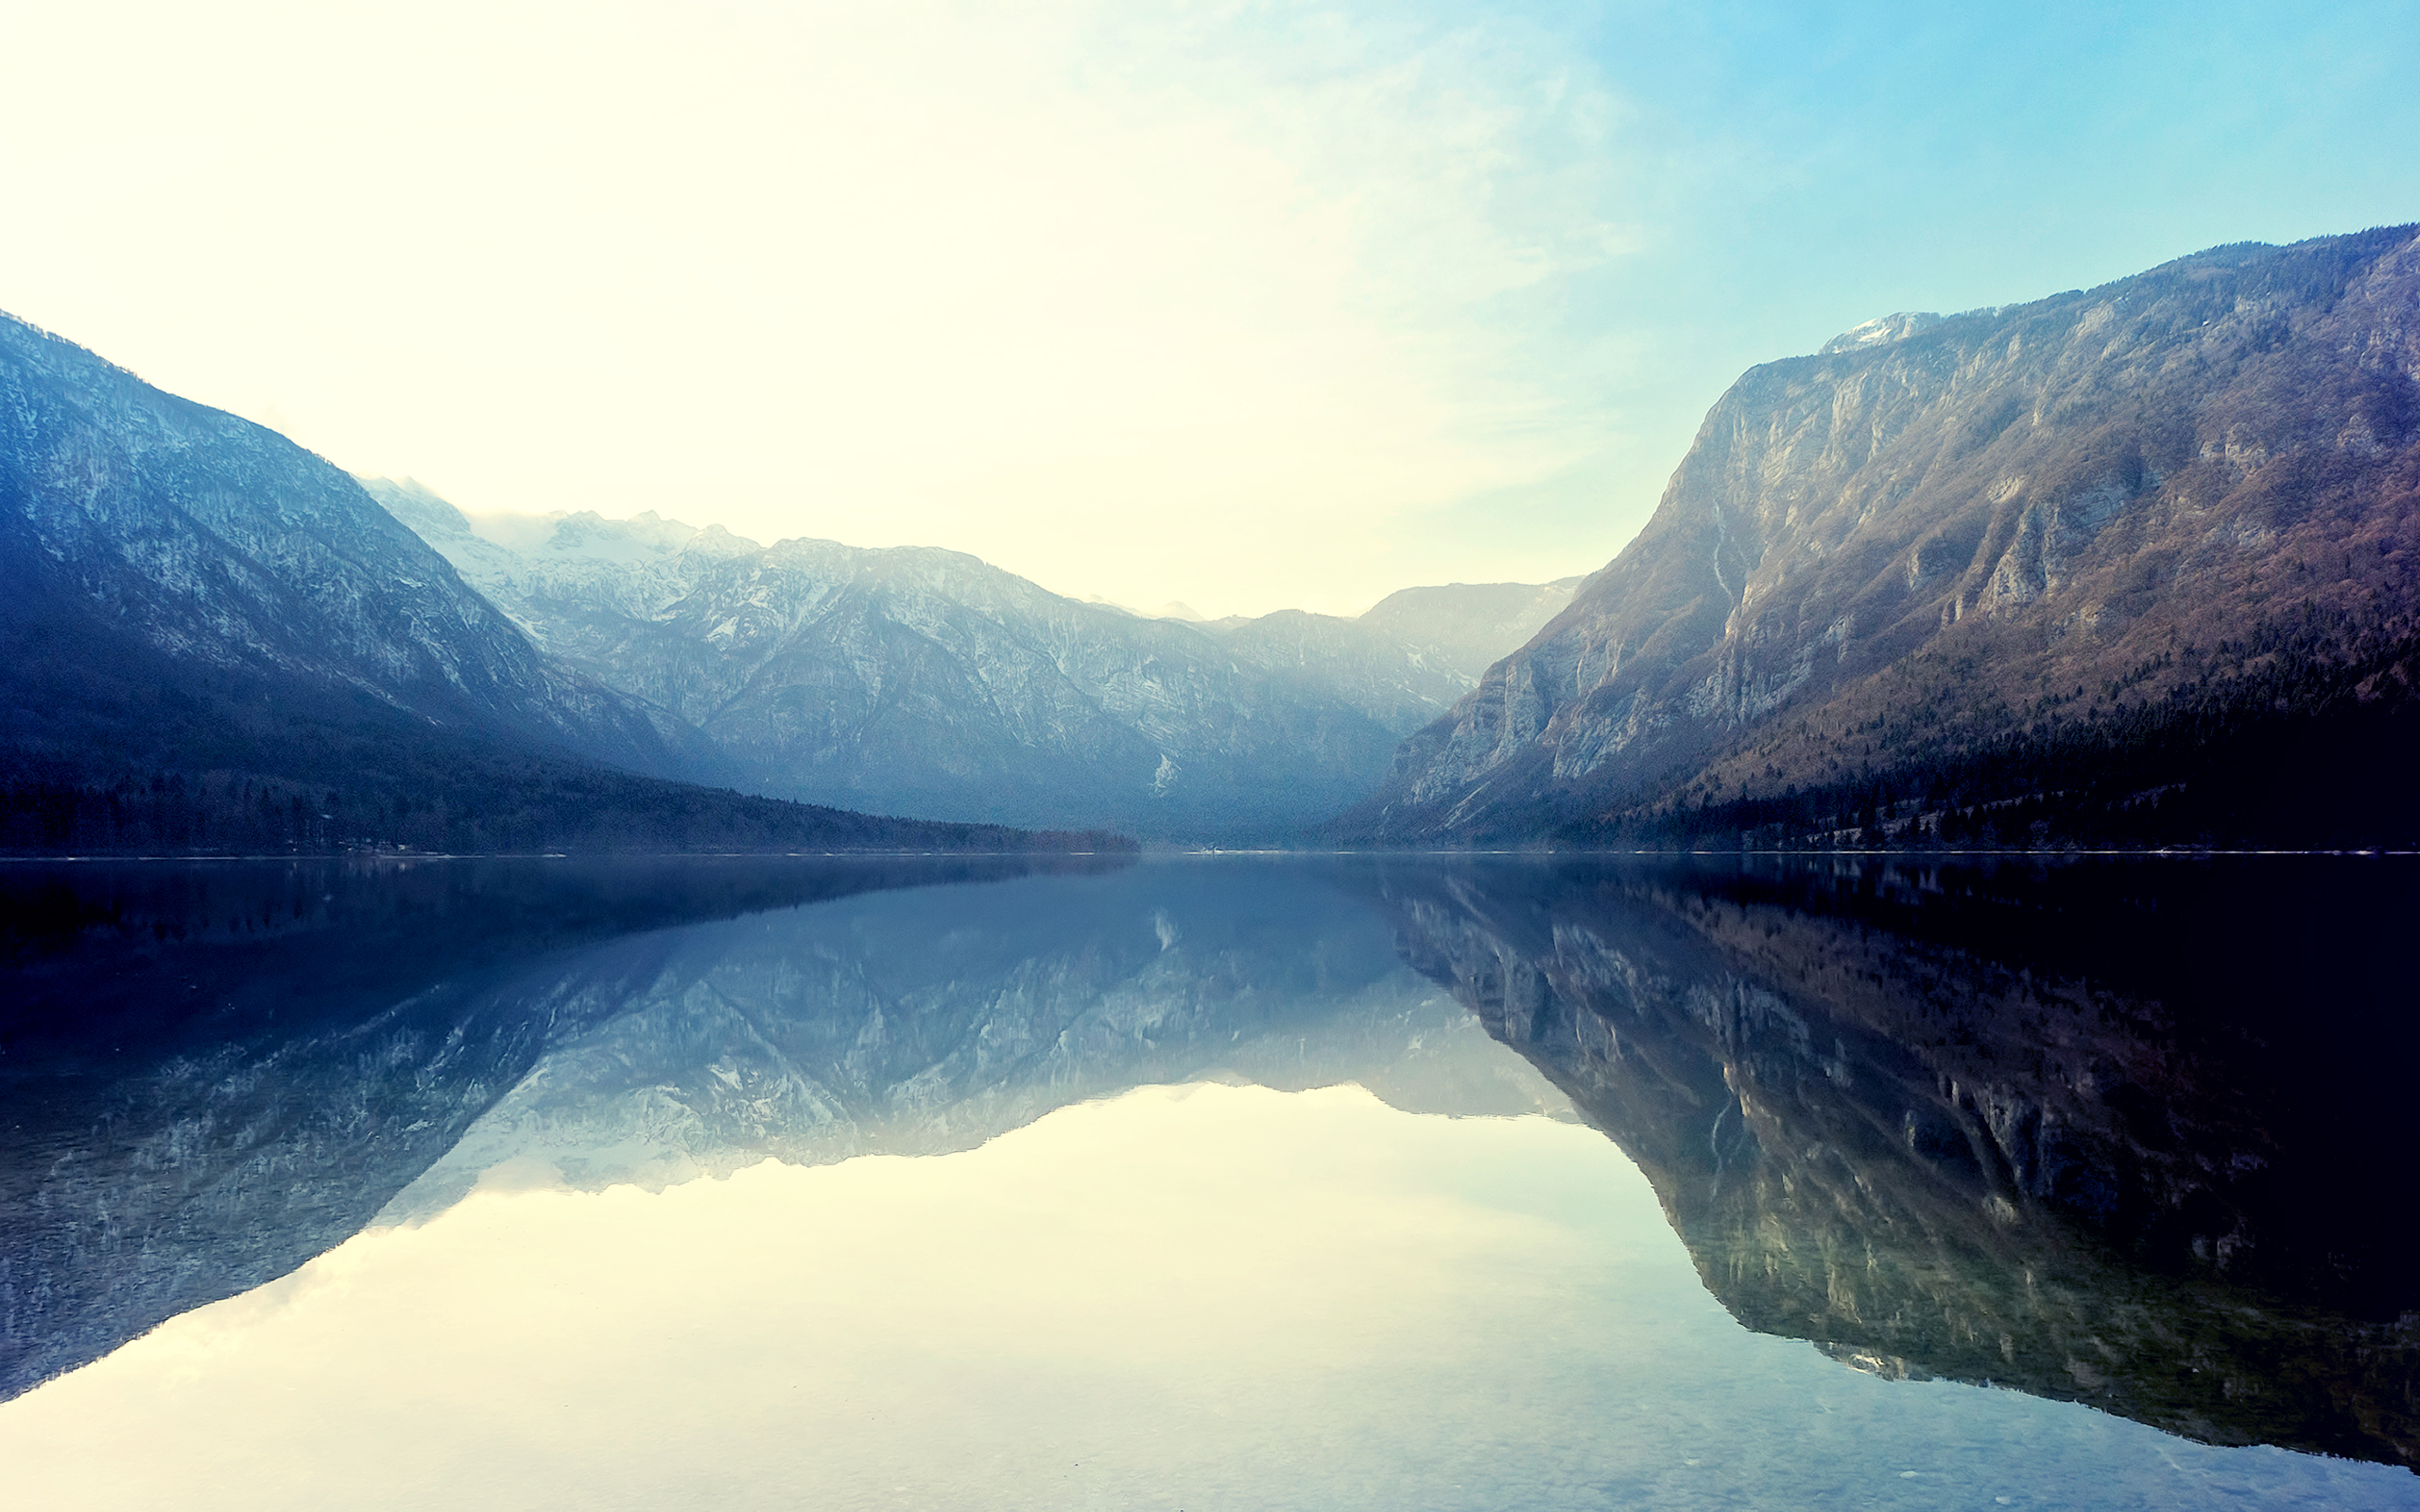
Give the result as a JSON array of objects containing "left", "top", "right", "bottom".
[{"left": 0, "top": 760, "right": 1134, "bottom": 856}]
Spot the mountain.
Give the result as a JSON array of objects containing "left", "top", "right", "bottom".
[
  {"left": 1207, "top": 609, "right": 1474, "bottom": 730},
  {"left": 1350, "top": 227, "right": 2420, "bottom": 847},
  {"left": 1367, "top": 856, "right": 2420, "bottom": 1469},
  {"left": 372, "top": 480, "right": 1578, "bottom": 838},
  {"left": 1356, "top": 577, "right": 1583, "bottom": 683},
  {"left": 0, "top": 316, "right": 693, "bottom": 777},
  {"left": 0, "top": 315, "right": 1099, "bottom": 855}
]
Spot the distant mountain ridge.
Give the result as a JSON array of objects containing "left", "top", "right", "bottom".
[
  {"left": 372, "top": 479, "right": 1578, "bottom": 838},
  {"left": 1349, "top": 225, "right": 2420, "bottom": 847},
  {"left": 1357, "top": 577, "right": 1587, "bottom": 684}
]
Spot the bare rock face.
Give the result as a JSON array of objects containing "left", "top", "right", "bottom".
[
  {"left": 1212, "top": 609, "right": 1475, "bottom": 731},
  {"left": 1350, "top": 227, "right": 2420, "bottom": 842}
]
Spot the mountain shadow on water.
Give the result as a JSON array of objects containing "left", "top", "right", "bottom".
[{"left": 1360, "top": 854, "right": 2420, "bottom": 1469}]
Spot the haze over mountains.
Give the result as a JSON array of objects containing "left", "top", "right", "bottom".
[{"left": 367, "top": 477, "right": 1576, "bottom": 838}]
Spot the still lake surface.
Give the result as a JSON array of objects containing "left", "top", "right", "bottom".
[{"left": 2, "top": 852, "right": 2416, "bottom": 1509}]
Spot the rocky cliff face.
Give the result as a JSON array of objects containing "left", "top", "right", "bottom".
[
  {"left": 1352, "top": 227, "right": 2420, "bottom": 842},
  {"left": 1366, "top": 856, "right": 2420, "bottom": 1468},
  {"left": 0, "top": 316, "right": 696, "bottom": 782},
  {"left": 374, "top": 481, "right": 1575, "bottom": 838}
]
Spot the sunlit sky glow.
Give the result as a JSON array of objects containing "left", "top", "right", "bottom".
[{"left": 5, "top": 2, "right": 2416, "bottom": 616}]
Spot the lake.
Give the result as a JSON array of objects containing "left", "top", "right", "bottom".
[{"left": 3, "top": 853, "right": 2416, "bottom": 1509}]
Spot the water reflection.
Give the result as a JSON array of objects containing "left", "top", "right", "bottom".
[
  {"left": 0, "top": 855, "right": 1139, "bottom": 1399},
  {"left": 0, "top": 855, "right": 1555, "bottom": 1403},
  {"left": 4, "top": 853, "right": 2418, "bottom": 1506},
  {"left": 382, "top": 859, "right": 1573, "bottom": 1223},
  {"left": 1364, "top": 855, "right": 2420, "bottom": 1469}
]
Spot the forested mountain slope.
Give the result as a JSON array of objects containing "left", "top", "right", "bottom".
[{"left": 1348, "top": 226, "right": 2420, "bottom": 847}]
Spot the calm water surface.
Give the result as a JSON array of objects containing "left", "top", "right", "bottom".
[{"left": 2, "top": 854, "right": 2415, "bottom": 1509}]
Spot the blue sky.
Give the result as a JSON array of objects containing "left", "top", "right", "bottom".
[{"left": 2, "top": 1, "right": 2413, "bottom": 615}]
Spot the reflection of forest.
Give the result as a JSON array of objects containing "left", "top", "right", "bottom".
[{"left": 1366, "top": 857, "right": 2420, "bottom": 1469}]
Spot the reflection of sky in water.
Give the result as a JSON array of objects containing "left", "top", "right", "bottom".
[{"left": 6, "top": 1084, "right": 2411, "bottom": 1511}]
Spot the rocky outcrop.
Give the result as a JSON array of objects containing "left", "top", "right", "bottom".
[
  {"left": 1210, "top": 608, "right": 1473, "bottom": 731},
  {"left": 1365, "top": 855, "right": 2420, "bottom": 1468},
  {"left": 1351, "top": 226, "right": 2420, "bottom": 842}
]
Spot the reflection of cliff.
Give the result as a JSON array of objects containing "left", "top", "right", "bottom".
[
  {"left": 0, "top": 855, "right": 1130, "bottom": 1401},
  {"left": 2, "top": 857, "right": 1566, "bottom": 1402},
  {"left": 1369, "top": 857, "right": 2420, "bottom": 1469}
]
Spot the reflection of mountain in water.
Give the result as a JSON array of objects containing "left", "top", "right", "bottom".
[
  {"left": 382, "top": 864, "right": 1568, "bottom": 1219},
  {"left": 1369, "top": 857, "right": 2420, "bottom": 1469},
  {"left": 1, "top": 858, "right": 1565, "bottom": 1402},
  {"left": 0, "top": 857, "right": 1120, "bottom": 1400}
]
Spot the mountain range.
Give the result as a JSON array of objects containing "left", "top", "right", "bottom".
[
  {"left": 8, "top": 222, "right": 2416, "bottom": 851},
  {"left": 1, "top": 314, "right": 948, "bottom": 853},
  {"left": 366, "top": 478, "right": 1576, "bottom": 838}
]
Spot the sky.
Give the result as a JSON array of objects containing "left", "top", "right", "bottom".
[{"left": 4, "top": 3, "right": 2417, "bottom": 618}]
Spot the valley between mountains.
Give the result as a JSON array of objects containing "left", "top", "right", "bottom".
[{"left": 5, "top": 223, "right": 2416, "bottom": 851}]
